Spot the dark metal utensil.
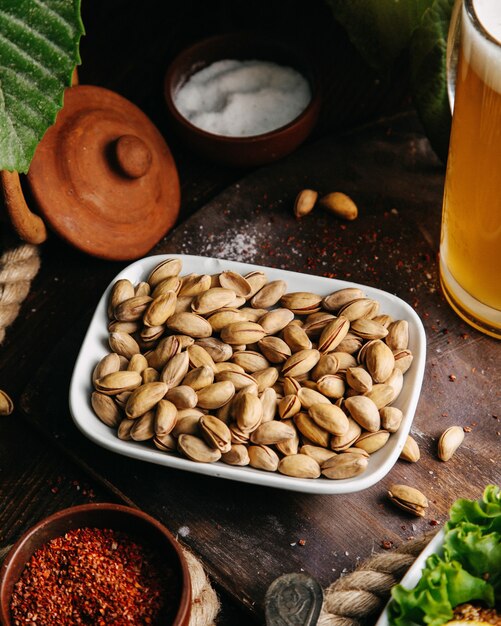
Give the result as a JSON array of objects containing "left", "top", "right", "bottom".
[{"left": 265, "top": 572, "right": 323, "bottom": 626}]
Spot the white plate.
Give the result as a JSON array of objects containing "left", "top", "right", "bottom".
[
  {"left": 375, "top": 529, "right": 445, "bottom": 626},
  {"left": 69, "top": 254, "right": 426, "bottom": 494}
]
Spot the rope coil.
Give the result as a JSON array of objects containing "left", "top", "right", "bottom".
[{"left": 0, "top": 241, "right": 40, "bottom": 344}]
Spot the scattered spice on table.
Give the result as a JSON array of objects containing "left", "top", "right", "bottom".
[{"left": 10, "top": 527, "right": 176, "bottom": 625}]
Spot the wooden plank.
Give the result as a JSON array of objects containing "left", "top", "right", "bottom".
[{"left": 19, "top": 113, "right": 501, "bottom": 622}]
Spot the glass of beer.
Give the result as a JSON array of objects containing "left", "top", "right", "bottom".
[{"left": 441, "top": 0, "right": 501, "bottom": 338}]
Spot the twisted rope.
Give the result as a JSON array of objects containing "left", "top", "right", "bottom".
[
  {"left": 0, "top": 241, "right": 40, "bottom": 344},
  {"left": 318, "top": 534, "right": 434, "bottom": 625}
]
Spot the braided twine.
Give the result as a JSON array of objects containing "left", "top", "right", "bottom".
[
  {"left": 0, "top": 239, "right": 40, "bottom": 344},
  {"left": 318, "top": 534, "right": 433, "bottom": 626}
]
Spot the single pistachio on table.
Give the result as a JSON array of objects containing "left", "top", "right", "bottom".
[
  {"left": 318, "top": 192, "right": 358, "bottom": 221},
  {"left": 388, "top": 484, "right": 428, "bottom": 517},
  {"left": 400, "top": 435, "right": 420, "bottom": 462},
  {"left": 438, "top": 426, "right": 465, "bottom": 461},
  {"left": 293, "top": 189, "right": 318, "bottom": 218}
]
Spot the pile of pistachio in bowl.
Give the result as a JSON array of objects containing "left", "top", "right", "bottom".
[{"left": 91, "top": 258, "right": 413, "bottom": 480}]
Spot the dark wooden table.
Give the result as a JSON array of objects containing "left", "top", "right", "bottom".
[{"left": 1, "top": 2, "right": 500, "bottom": 625}]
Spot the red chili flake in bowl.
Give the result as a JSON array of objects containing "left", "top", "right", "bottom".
[{"left": 10, "top": 527, "right": 176, "bottom": 625}]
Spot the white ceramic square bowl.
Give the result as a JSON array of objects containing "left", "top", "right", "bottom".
[{"left": 69, "top": 254, "right": 426, "bottom": 494}]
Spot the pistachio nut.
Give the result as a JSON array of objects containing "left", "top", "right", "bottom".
[
  {"left": 126, "top": 353, "right": 148, "bottom": 374},
  {"left": 260, "top": 387, "right": 278, "bottom": 423},
  {"left": 346, "top": 367, "right": 372, "bottom": 394},
  {"left": 221, "top": 444, "right": 250, "bottom": 466},
  {"left": 302, "top": 312, "right": 336, "bottom": 337},
  {"left": 125, "top": 382, "right": 168, "bottom": 419},
  {"left": 278, "top": 394, "right": 302, "bottom": 419},
  {"left": 280, "top": 292, "right": 323, "bottom": 315},
  {"left": 155, "top": 399, "right": 178, "bottom": 436},
  {"left": 244, "top": 271, "right": 268, "bottom": 298},
  {"left": 143, "top": 292, "right": 177, "bottom": 328},
  {"left": 282, "top": 324, "right": 312, "bottom": 352},
  {"left": 95, "top": 371, "right": 142, "bottom": 395},
  {"left": 91, "top": 392, "right": 121, "bottom": 427},
  {"left": 248, "top": 444, "right": 279, "bottom": 471},
  {"left": 178, "top": 434, "right": 221, "bottom": 463},
  {"left": 220, "top": 321, "right": 266, "bottom": 345},
  {"left": 153, "top": 432, "right": 177, "bottom": 452},
  {"left": 282, "top": 349, "right": 321, "bottom": 378},
  {"left": 234, "top": 393, "right": 263, "bottom": 432},
  {"left": 117, "top": 418, "right": 135, "bottom": 440},
  {"left": 338, "top": 298, "right": 379, "bottom": 321},
  {"left": 152, "top": 276, "right": 182, "bottom": 298},
  {"left": 250, "top": 420, "right": 296, "bottom": 445},
  {"left": 330, "top": 417, "right": 362, "bottom": 451},
  {"left": 400, "top": 435, "right": 420, "bottom": 462},
  {"left": 318, "top": 317, "right": 350, "bottom": 353},
  {"left": 92, "top": 352, "right": 121, "bottom": 385},
  {"left": 187, "top": 344, "right": 216, "bottom": 370},
  {"left": 178, "top": 273, "right": 211, "bottom": 297},
  {"left": 252, "top": 367, "right": 279, "bottom": 393},
  {"left": 200, "top": 414, "right": 232, "bottom": 453},
  {"left": 278, "top": 454, "right": 321, "bottom": 479},
  {"left": 365, "top": 340, "right": 395, "bottom": 383},
  {"left": 164, "top": 385, "right": 198, "bottom": 409},
  {"left": 322, "top": 288, "right": 364, "bottom": 313},
  {"left": 297, "top": 387, "right": 330, "bottom": 410},
  {"left": 251, "top": 280, "right": 287, "bottom": 309},
  {"left": 283, "top": 376, "right": 302, "bottom": 396},
  {"left": 108, "top": 279, "right": 135, "bottom": 319},
  {"left": 109, "top": 332, "right": 140, "bottom": 359},
  {"left": 183, "top": 365, "right": 214, "bottom": 391},
  {"left": 160, "top": 352, "right": 190, "bottom": 389},
  {"left": 388, "top": 484, "right": 428, "bottom": 517},
  {"left": 231, "top": 350, "right": 270, "bottom": 373},
  {"left": 216, "top": 370, "right": 258, "bottom": 391},
  {"left": 147, "top": 258, "right": 182, "bottom": 287},
  {"left": 352, "top": 319, "right": 389, "bottom": 341},
  {"left": 275, "top": 420, "right": 300, "bottom": 455},
  {"left": 293, "top": 189, "right": 317, "bottom": 218},
  {"left": 167, "top": 312, "right": 212, "bottom": 338},
  {"left": 336, "top": 333, "right": 364, "bottom": 355},
  {"left": 300, "top": 445, "right": 336, "bottom": 465},
  {"left": 438, "top": 426, "right": 465, "bottom": 462},
  {"left": 386, "top": 320, "right": 409, "bottom": 351},
  {"left": 321, "top": 453, "right": 368, "bottom": 479},
  {"left": 354, "top": 430, "right": 390, "bottom": 454},
  {"left": 294, "top": 412, "right": 330, "bottom": 448},
  {"left": 172, "top": 414, "right": 201, "bottom": 438},
  {"left": 258, "top": 336, "right": 291, "bottom": 363},
  {"left": 146, "top": 336, "right": 180, "bottom": 370},
  {"left": 316, "top": 375, "right": 346, "bottom": 399},
  {"left": 114, "top": 295, "right": 152, "bottom": 322},
  {"left": 219, "top": 271, "right": 252, "bottom": 297},
  {"left": 191, "top": 287, "right": 236, "bottom": 315},
  {"left": 392, "top": 349, "right": 414, "bottom": 374},
  {"left": 195, "top": 337, "right": 233, "bottom": 363},
  {"left": 365, "top": 384, "right": 394, "bottom": 410},
  {"left": 130, "top": 410, "right": 156, "bottom": 441},
  {"left": 197, "top": 381, "right": 235, "bottom": 409},
  {"left": 380, "top": 406, "right": 403, "bottom": 433},
  {"left": 344, "top": 395, "right": 381, "bottom": 432},
  {"left": 259, "top": 308, "right": 295, "bottom": 334},
  {"left": 308, "top": 403, "right": 349, "bottom": 436}
]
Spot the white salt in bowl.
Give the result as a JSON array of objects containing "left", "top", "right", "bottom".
[{"left": 164, "top": 32, "right": 322, "bottom": 167}]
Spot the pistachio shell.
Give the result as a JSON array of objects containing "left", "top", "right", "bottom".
[
  {"left": 322, "top": 288, "right": 364, "bottom": 313},
  {"left": 178, "top": 434, "right": 221, "bottom": 463},
  {"left": 280, "top": 292, "right": 323, "bottom": 315},
  {"left": 197, "top": 381, "right": 236, "bottom": 409},
  {"left": 221, "top": 444, "right": 250, "bottom": 466},
  {"left": 219, "top": 271, "right": 252, "bottom": 297},
  {"left": 321, "top": 453, "right": 368, "bottom": 479},
  {"left": 354, "top": 430, "right": 390, "bottom": 453},
  {"left": 91, "top": 392, "right": 121, "bottom": 427},
  {"left": 248, "top": 445, "right": 279, "bottom": 471},
  {"left": 259, "top": 308, "right": 295, "bottom": 334},
  {"left": 147, "top": 258, "right": 182, "bottom": 286},
  {"left": 251, "top": 280, "right": 287, "bottom": 309},
  {"left": 438, "top": 426, "right": 465, "bottom": 462},
  {"left": 166, "top": 312, "right": 212, "bottom": 338},
  {"left": 282, "top": 349, "right": 321, "bottom": 378},
  {"left": 400, "top": 435, "right": 420, "bottom": 462},
  {"left": 191, "top": 287, "right": 236, "bottom": 315},
  {"left": 250, "top": 421, "right": 296, "bottom": 445},
  {"left": 308, "top": 403, "right": 349, "bottom": 436},
  {"left": 278, "top": 454, "right": 321, "bottom": 478},
  {"left": 125, "top": 382, "right": 168, "bottom": 419}
]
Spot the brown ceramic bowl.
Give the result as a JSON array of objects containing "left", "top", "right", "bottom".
[
  {"left": 0, "top": 503, "right": 191, "bottom": 626},
  {"left": 164, "top": 32, "right": 321, "bottom": 167}
]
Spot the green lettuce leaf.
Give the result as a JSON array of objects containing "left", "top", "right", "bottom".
[
  {"left": 448, "top": 485, "right": 501, "bottom": 531},
  {"left": 388, "top": 554, "right": 495, "bottom": 626},
  {"left": 409, "top": 0, "right": 454, "bottom": 162},
  {"left": 325, "top": 0, "right": 434, "bottom": 71},
  {"left": 0, "top": 0, "right": 84, "bottom": 173}
]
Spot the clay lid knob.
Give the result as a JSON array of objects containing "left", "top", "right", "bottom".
[{"left": 114, "top": 134, "right": 152, "bottom": 179}]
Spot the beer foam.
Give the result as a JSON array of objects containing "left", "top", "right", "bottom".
[{"left": 463, "top": 0, "right": 501, "bottom": 93}]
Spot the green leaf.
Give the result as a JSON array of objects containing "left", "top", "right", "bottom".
[
  {"left": 409, "top": 0, "right": 454, "bottom": 162},
  {"left": 388, "top": 554, "right": 495, "bottom": 626},
  {"left": 325, "top": 0, "right": 434, "bottom": 71},
  {"left": 0, "top": 0, "right": 84, "bottom": 173}
]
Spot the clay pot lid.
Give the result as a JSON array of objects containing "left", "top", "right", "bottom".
[{"left": 26, "top": 85, "right": 180, "bottom": 260}]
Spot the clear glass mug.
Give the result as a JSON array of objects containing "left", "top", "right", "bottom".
[{"left": 441, "top": 0, "right": 501, "bottom": 338}]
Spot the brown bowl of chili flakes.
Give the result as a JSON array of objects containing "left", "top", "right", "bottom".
[{"left": 0, "top": 503, "right": 191, "bottom": 626}]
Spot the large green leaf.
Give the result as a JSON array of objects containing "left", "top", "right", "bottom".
[
  {"left": 325, "top": 0, "right": 434, "bottom": 71},
  {"left": 0, "top": 0, "right": 84, "bottom": 173},
  {"left": 410, "top": 0, "right": 454, "bottom": 162}
]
